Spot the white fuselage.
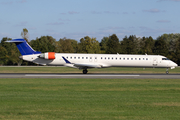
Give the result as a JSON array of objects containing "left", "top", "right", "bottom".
[{"left": 21, "top": 53, "right": 178, "bottom": 69}]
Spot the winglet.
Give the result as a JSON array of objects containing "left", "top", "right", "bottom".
[{"left": 62, "top": 56, "right": 71, "bottom": 64}]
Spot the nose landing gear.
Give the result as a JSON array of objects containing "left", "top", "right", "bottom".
[{"left": 166, "top": 68, "right": 169, "bottom": 74}]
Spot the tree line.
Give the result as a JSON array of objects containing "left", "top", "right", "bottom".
[{"left": 0, "top": 29, "right": 180, "bottom": 66}]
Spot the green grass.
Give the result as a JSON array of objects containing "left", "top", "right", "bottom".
[
  {"left": 0, "top": 66, "right": 179, "bottom": 73},
  {"left": 0, "top": 78, "right": 180, "bottom": 119}
]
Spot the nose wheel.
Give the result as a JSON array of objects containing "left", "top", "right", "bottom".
[
  {"left": 83, "top": 69, "right": 88, "bottom": 74},
  {"left": 166, "top": 68, "right": 169, "bottom": 74}
]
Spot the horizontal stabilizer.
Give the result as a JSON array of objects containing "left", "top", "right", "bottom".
[{"left": 6, "top": 39, "right": 25, "bottom": 43}]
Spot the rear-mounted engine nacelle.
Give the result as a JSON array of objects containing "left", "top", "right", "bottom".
[{"left": 38, "top": 52, "right": 56, "bottom": 60}]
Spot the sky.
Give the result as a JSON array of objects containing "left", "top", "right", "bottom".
[{"left": 0, "top": 0, "right": 180, "bottom": 41}]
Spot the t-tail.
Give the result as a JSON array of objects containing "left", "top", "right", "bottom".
[{"left": 6, "top": 39, "right": 41, "bottom": 55}]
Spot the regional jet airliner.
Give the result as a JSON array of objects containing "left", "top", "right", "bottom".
[{"left": 7, "top": 39, "right": 178, "bottom": 74}]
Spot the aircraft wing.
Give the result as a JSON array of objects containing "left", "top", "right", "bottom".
[
  {"left": 73, "top": 63, "right": 102, "bottom": 68},
  {"left": 62, "top": 56, "right": 102, "bottom": 69}
]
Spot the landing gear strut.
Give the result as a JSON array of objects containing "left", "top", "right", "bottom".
[
  {"left": 166, "top": 68, "right": 169, "bottom": 74},
  {"left": 83, "top": 69, "right": 88, "bottom": 74}
]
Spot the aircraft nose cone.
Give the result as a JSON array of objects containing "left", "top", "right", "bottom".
[
  {"left": 175, "top": 63, "right": 178, "bottom": 67},
  {"left": 170, "top": 61, "right": 178, "bottom": 67},
  {"left": 172, "top": 62, "right": 178, "bottom": 67},
  {"left": 170, "top": 62, "right": 178, "bottom": 69}
]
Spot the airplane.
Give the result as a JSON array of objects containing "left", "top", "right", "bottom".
[{"left": 6, "top": 38, "right": 178, "bottom": 74}]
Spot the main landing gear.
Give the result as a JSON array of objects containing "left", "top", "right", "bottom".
[
  {"left": 83, "top": 69, "right": 88, "bottom": 74},
  {"left": 166, "top": 68, "right": 169, "bottom": 74}
]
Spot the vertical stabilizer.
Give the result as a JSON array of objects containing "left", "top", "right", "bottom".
[{"left": 6, "top": 39, "right": 41, "bottom": 55}]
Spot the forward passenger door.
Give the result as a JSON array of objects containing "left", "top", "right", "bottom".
[{"left": 153, "top": 57, "right": 158, "bottom": 66}]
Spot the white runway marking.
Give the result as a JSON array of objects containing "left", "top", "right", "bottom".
[{"left": 25, "top": 74, "right": 140, "bottom": 77}]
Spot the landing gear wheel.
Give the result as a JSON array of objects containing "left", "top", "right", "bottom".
[
  {"left": 83, "top": 69, "right": 88, "bottom": 74},
  {"left": 166, "top": 68, "right": 169, "bottom": 74}
]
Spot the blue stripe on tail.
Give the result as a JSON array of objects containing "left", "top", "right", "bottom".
[{"left": 7, "top": 39, "right": 41, "bottom": 55}]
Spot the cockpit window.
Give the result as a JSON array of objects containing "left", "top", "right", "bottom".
[{"left": 162, "top": 58, "right": 170, "bottom": 60}]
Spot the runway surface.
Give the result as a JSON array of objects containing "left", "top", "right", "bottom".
[{"left": 0, "top": 73, "right": 180, "bottom": 79}]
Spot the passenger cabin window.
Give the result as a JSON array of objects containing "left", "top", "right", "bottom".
[
  {"left": 127, "top": 58, "right": 129, "bottom": 60},
  {"left": 86, "top": 57, "right": 88, "bottom": 59},
  {"left": 82, "top": 57, "right": 84, "bottom": 59},
  {"left": 78, "top": 57, "right": 80, "bottom": 59},
  {"left": 74, "top": 57, "right": 76, "bottom": 59}
]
